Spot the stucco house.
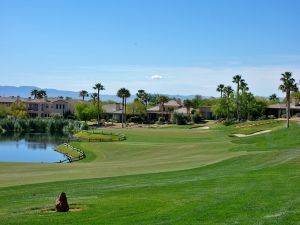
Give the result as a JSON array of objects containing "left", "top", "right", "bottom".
[
  {"left": 267, "top": 98, "right": 300, "bottom": 118},
  {"left": 102, "top": 103, "right": 123, "bottom": 122},
  {"left": 146, "top": 99, "right": 215, "bottom": 121},
  {"left": 0, "top": 96, "right": 82, "bottom": 117}
]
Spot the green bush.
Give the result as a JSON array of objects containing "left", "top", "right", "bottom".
[
  {"left": 192, "top": 113, "right": 203, "bottom": 124},
  {"left": 80, "top": 122, "right": 89, "bottom": 130},
  {"left": 0, "top": 118, "right": 83, "bottom": 133},
  {"left": 222, "top": 118, "right": 238, "bottom": 126},
  {"left": 172, "top": 113, "right": 188, "bottom": 125},
  {"left": 128, "top": 116, "right": 145, "bottom": 123}
]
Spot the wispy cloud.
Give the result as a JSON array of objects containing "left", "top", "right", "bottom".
[{"left": 151, "top": 75, "right": 163, "bottom": 80}]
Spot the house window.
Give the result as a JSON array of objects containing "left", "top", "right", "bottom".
[
  {"left": 63, "top": 104, "right": 65, "bottom": 109},
  {"left": 59, "top": 104, "right": 62, "bottom": 109},
  {"left": 56, "top": 104, "right": 58, "bottom": 109}
]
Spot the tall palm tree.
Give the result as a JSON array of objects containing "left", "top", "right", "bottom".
[
  {"left": 216, "top": 84, "right": 225, "bottom": 98},
  {"left": 223, "top": 86, "right": 234, "bottom": 119},
  {"left": 158, "top": 95, "right": 168, "bottom": 112},
  {"left": 117, "top": 88, "right": 131, "bottom": 128},
  {"left": 93, "top": 83, "right": 105, "bottom": 126},
  {"left": 279, "top": 72, "right": 298, "bottom": 128},
  {"left": 136, "top": 89, "right": 150, "bottom": 107},
  {"left": 183, "top": 99, "right": 192, "bottom": 116},
  {"left": 232, "top": 75, "right": 243, "bottom": 121},
  {"left": 30, "top": 89, "right": 39, "bottom": 99},
  {"left": 90, "top": 93, "right": 98, "bottom": 104},
  {"left": 269, "top": 93, "right": 279, "bottom": 102},
  {"left": 79, "top": 90, "right": 89, "bottom": 101},
  {"left": 240, "top": 80, "right": 249, "bottom": 92}
]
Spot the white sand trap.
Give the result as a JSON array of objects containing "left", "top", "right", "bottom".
[
  {"left": 196, "top": 126, "right": 210, "bottom": 130},
  {"left": 233, "top": 130, "right": 272, "bottom": 137}
]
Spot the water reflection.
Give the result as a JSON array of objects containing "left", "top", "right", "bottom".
[{"left": 0, "top": 132, "right": 71, "bottom": 163}]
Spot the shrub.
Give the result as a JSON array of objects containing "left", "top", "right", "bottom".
[
  {"left": 80, "top": 122, "right": 89, "bottom": 130},
  {"left": 50, "top": 113, "right": 63, "bottom": 119},
  {"left": 268, "top": 115, "right": 276, "bottom": 119},
  {"left": 0, "top": 118, "right": 80, "bottom": 133},
  {"left": 192, "top": 113, "right": 203, "bottom": 124},
  {"left": 281, "top": 114, "right": 287, "bottom": 118},
  {"left": 172, "top": 113, "right": 188, "bottom": 125},
  {"left": 257, "top": 115, "right": 268, "bottom": 120},
  {"left": 222, "top": 118, "right": 238, "bottom": 126},
  {"left": 128, "top": 116, "right": 145, "bottom": 123}
]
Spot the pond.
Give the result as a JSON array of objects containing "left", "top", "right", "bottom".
[{"left": 0, "top": 133, "right": 71, "bottom": 163}]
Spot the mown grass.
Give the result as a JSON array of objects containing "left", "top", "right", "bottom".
[
  {"left": 74, "top": 131, "right": 120, "bottom": 141},
  {"left": 0, "top": 120, "right": 300, "bottom": 224},
  {"left": 54, "top": 144, "right": 81, "bottom": 159}
]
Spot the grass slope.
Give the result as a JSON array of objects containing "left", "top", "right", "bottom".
[
  {"left": 0, "top": 120, "right": 300, "bottom": 224},
  {"left": 0, "top": 128, "right": 245, "bottom": 187}
]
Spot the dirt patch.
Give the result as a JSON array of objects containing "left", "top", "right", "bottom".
[{"left": 30, "top": 204, "right": 82, "bottom": 213}]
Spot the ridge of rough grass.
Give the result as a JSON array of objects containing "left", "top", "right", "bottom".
[
  {"left": 74, "top": 131, "right": 119, "bottom": 141},
  {"left": 54, "top": 144, "right": 81, "bottom": 159}
]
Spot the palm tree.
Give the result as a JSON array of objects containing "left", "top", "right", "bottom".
[
  {"left": 232, "top": 75, "right": 243, "bottom": 121},
  {"left": 279, "top": 72, "right": 298, "bottom": 128},
  {"left": 136, "top": 90, "right": 150, "bottom": 107},
  {"left": 269, "top": 93, "right": 279, "bottom": 102},
  {"left": 216, "top": 84, "right": 225, "bottom": 98},
  {"left": 79, "top": 90, "right": 89, "bottom": 101},
  {"left": 117, "top": 88, "right": 131, "bottom": 128},
  {"left": 37, "top": 90, "right": 47, "bottom": 99},
  {"left": 223, "top": 86, "right": 234, "bottom": 119},
  {"left": 158, "top": 95, "right": 168, "bottom": 112},
  {"left": 240, "top": 80, "right": 249, "bottom": 92},
  {"left": 90, "top": 93, "right": 98, "bottom": 104},
  {"left": 183, "top": 99, "right": 192, "bottom": 116},
  {"left": 93, "top": 83, "right": 105, "bottom": 126},
  {"left": 30, "top": 89, "right": 39, "bottom": 99}
]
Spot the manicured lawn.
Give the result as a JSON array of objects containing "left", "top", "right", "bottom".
[
  {"left": 74, "top": 131, "right": 120, "bottom": 141},
  {"left": 0, "top": 120, "right": 300, "bottom": 224},
  {"left": 54, "top": 144, "right": 81, "bottom": 159}
]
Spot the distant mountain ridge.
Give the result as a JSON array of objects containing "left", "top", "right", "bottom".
[{"left": 0, "top": 86, "right": 204, "bottom": 102}]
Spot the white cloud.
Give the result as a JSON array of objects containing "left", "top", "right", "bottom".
[{"left": 151, "top": 75, "right": 163, "bottom": 80}]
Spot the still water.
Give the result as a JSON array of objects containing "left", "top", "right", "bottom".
[{"left": 0, "top": 133, "right": 70, "bottom": 163}]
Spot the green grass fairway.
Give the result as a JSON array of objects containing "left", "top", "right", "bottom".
[{"left": 1, "top": 120, "right": 300, "bottom": 224}]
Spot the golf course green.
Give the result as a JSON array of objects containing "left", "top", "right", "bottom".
[{"left": 0, "top": 120, "right": 299, "bottom": 224}]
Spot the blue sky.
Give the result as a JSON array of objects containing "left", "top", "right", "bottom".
[{"left": 1, "top": 0, "right": 300, "bottom": 97}]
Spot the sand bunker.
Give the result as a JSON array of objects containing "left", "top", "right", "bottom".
[{"left": 233, "top": 130, "right": 272, "bottom": 137}]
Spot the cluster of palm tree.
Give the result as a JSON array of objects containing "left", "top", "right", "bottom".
[
  {"left": 217, "top": 72, "right": 298, "bottom": 128},
  {"left": 30, "top": 89, "right": 47, "bottom": 99},
  {"left": 217, "top": 75, "right": 251, "bottom": 120},
  {"left": 78, "top": 84, "right": 133, "bottom": 128}
]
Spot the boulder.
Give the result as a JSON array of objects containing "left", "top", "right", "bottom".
[{"left": 55, "top": 192, "right": 69, "bottom": 212}]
